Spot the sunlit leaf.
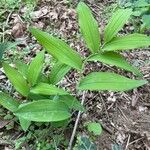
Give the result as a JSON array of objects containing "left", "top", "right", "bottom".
[
  {"left": 0, "top": 92, "right": 19, "bottom": 112},
  {"left": 30, "top": 28, "right": 82, "bottom": 70},
  {"left": 104, "top": 9, "right": 132, "bottom": 43},
  {"left": 27, "top": 51, "right": 45, "bottom": 86},
  {"left": 30, "top": 82, "right": 68, "bottom": 95},
  {"left": 49, "top": 61, "right": 71, "bottom": 84},
  {"left": 55, "top": 95, "right": 85, "bottom": 112},
  {"left": 3, "top": 63, "right": 30, "bottom": 97},
  {"left": 77, "top": 2, "right": 100, "bottom": 53},
  {"left": 15, "top": 100, "right": 71, "bottom": 122},
  {"left": 19, "top": 117, "right": 31, "bottom": 131},
  {"left": 15, "top": 60, "right": 28, "bottom": 78},
  {"left": 78, "top": 72, "right": 147, "bottom": 91},
  {"left": 86, "top": 122, "right": 102, "bottom": 135},
  {"left": 88, "top": 52, "right": 142, "bottom": 76},
  {"left": 103, "top": 34, "right": 150, "bottom": 51}
]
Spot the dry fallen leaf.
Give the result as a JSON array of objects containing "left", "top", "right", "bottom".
[
  {"left": 30, "top": 6, "right": 49, "bottom": 20},
  {"left": 11, "top": 15, "right": 26, "bottom": 38},
  {"left": 0, "top": 119, "right": 9, "bottom": 129}
]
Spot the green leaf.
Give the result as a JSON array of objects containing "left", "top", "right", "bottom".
[
  {"left": 86, "top": 122, "right": 102, "bottom": 135},
  {"left": 27, "top": 51, "right": 45, "bottom": 86},
  {"left": 77, "top": 2, "right": 100, "bottom": 53},
  {"left": 15, "top": 60, "right": 28, "bottom": 78},
  {"left": 30, "top": 28, "right": 82, "bottom": 70},
  {"left": 49, "top": 61, "right": 71, "bottom": 84},
  {"left": 51, "top": 119, "right": 69, "bottom": 128},
  {"left": 142, "top": 15, "right": 150, "bottom": 28},
  {"left": 3, "top": 63, "right": 30, "bottom": 97},
  {"left": 0, "top": 92, "right": 19, "bottom": 112},
  {"left": 14, "top": 100, "right": 71, "bottom": 122},
  {"left": 104, "top": 9, "right": 132, "bottom": 43},
  {"left": 30, "top": 82, "right": 68, "bottom": 95},
  {"left": 56, "top": 95, "right": 85, "bottom": 112},
  {"left": 88, "top": 52, "right": 142, "bottom": 76},
  {"left": 103, "top": 34, "right": 150, "bottom": 51},
  {"left": 39, "top": 74, "right": 49, "bottom": 83},
  {"left": 19, "top": 117, "right": 31, "bottom": 131},
  {"left": 78, "top": 72, "right": 147, "bottom": 91}
]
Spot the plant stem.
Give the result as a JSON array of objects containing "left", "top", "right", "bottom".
[{"left": 68, "top": 91, "right": 86, "bottom": 150}]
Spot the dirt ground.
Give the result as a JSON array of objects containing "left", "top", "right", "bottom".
[{"left": 0, "top": 0, "right": 150, "bottom": 149}]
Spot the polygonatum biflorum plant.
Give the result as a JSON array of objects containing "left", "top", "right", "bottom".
[{"left": 0, "top": 2, "right": 149, "bottom": 131}]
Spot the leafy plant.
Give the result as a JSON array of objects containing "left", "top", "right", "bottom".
[
  {"left": 0, "top": 50, "right": 83, "bottom": 131},
  {"left": 0, "top": 1, "right": 149, "bottom": 148},
  {"left": 118, "top": 0, "right": 150, "bottom": 32}
]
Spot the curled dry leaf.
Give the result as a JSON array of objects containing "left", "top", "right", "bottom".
[
  {"left": 11, "top": 15, "right": 26, "bottom": 38},
  {"left": 31, "top": 6, "right": 49, "bottom": 20}
]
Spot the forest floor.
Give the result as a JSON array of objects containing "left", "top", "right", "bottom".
[{"left": 0, "top": 0, "right": 150, "bottom": 150}]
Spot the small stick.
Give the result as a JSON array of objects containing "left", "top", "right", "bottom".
[
  {"left": 125, "top": 134, "right": 131, "bottom": 150},
  {"left": 128, "top": 137, "right": 143, "bottom": 146},
  {"left": 68, "top": 91, "right": 86, "bottom": 150}
]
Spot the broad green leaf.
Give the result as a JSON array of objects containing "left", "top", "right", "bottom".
[
  {"left": 104, "top": 9, "right": 132, "bottom": 43},
  {"left": 77, "top": 2, "right": 100, "bottom": 53},
  {"left": 15, "top": 60, "right": 28, "bottom": 78},
  {"left": 103, "top": 34, "right": 150, "bottom": 51},
  {"left": 51, "top": 119, "right": 69, "bottom": 128},
  {"left": 3, "top": 63, "right": 30, "bottom": 97},
  {"left": 27, "top": 51, "right": 45, "bottom": 86},
  {"left": 14, "top": 100, "right": 71, "bottom": 122},
  {"left": 30, "top": 82, "right": 68, "bottom": 95},
  {"left": 55, "top": 95, "right": 85, "bottom": 112},
  {"left": 30, "top": 28, "right": 82, "bottom": 70},
  {"left": 86, "top": 122, "right": 102, "bottom": 135},
  {"left": 0, "top": 92, "right": 19, "bottom": 112},
  {"left": 49, "top": 61, "right": 71, "bottom": 84},
  {"left": 39, "top": 74, "right": 49, "bottom": 83},
  {"left": 19, "top": 117, "right": 31, "bottom": 131},
  {"left": 78, "top": 72, "right": 147, "bottom": 91},
  {"left": 88, "top": 52, "right": 142, "bottom": 76}
]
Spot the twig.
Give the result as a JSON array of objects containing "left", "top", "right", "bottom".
[
  {"left": 125, "top": 134, "right": 131, "bottom": 150},
  {"left": 68, "top": 91, "right": 86, "bottom": 150},
  {"left": 128, "top": 137, "right": 143, "bottom": 146},
  {"left": 99, "top": 93, "right": 110, "bottom": 120}
]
